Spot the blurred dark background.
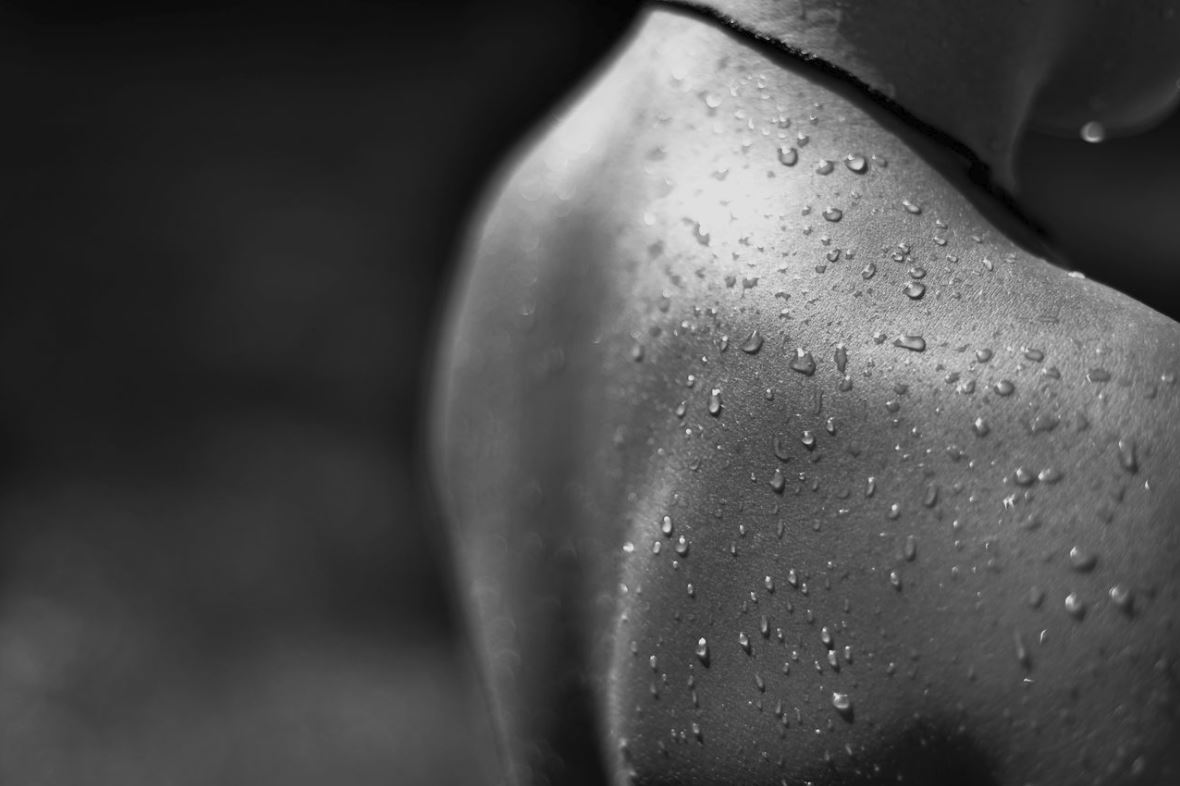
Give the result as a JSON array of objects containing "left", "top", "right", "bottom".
[{"left": 0, "top": 2, "right": 1176, "bottom": 784}]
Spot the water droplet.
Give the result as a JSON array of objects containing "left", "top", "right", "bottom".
[
  {"left": 820, "top": 626, "right": 834, "bottom": 648},
  {"left": 754, "top": 673, "right": 765, "bottom": 692},
  {"left": 975, "top": 348, "right": 993, "bottom": 363},
  {"left": 903, "top": 281, "right": 926, "bottom": 300},
  {"left": 973, "top": 417, "right": 990, "bottom": 437},
  {"left": 696, "top": 637, "right": 710, "bottom": 664},
  {"left": 661, "top": 515, "right": 674, "bottom": 537},
  {"left": 993, "top": 379, "right": 1016, "bottom": 396},
  {"left": 764, "top": 575, "right": 775, "bottom": 593},
  {"left": 703, "top": 92, "right": 722, "bottom": 110},
  {"left": 1014, "top": 630, "right": 1031, "bottom": 669},
  {"left": 778, "top": 146, "right": 798, "bottom": 166},
  {"left": 889, "top": 569, "right": 902, "bottom": 590},
  {"left": 739, "top": 631, "right": 751, "bottom": 653},
  {"left": 902, "top": 199, "right": 922, "bottom": 214},
  {"left": 790, "top": 348, "right": 817, "bottom": 375},
  {"left": 861, "top": 262, "right": 877, "bottom": 280},
  {"left": 801, "top": 430, "right": 816, "bottom": 450},
  {"left": 692, "top": 721, "right": 703, "bottom": 742},
  {"left": 892, "top": 334, "right": 926, "bottom": 352},
  {"left": 825, "top": 416, "right": 836, "bottom": 435},
  {"left": 822, "top": 206, "right": 843, "bottom": 222},
  {"left": 1117, "top": 437, "right": 1138, "bottom": 473},
  {"left": 693, "top": 222, "right": 711, "bottom": 245},
  {"left": 708, "top": 388, "right": 723, "bottom": 416},
  {"left": 908, "top": 266, "right": 927, "bottom": 280},
  {"left": 1109, "top": 584, "right": 1133, "bottom": 613},
  {"left": 1080, "top": 120, "right": 1106, "bottom": 143},
  {"left": 675, "top": 535, "right": 690, "bottom": 556},
  {"left": 674, "top": 401, "right": 687, "bottom": 418},
  {"left": 865, "top": 476, "right": 877, "bottom": 497},
  {"left": 1087, "top": 367, "right": 1111, "bottom": 383},
  {"left": 834, "top": 343, "right": 848, "bottom": 373},
  {"left": 796, "top": 132, "right": 810, "bottom": 147},
  {"left": 631, "top": 343, "right": 644, "bottom": 362},
  {"left": 903, "top": 534, "right": 917, "bottom": 561},
  {"left": 1038, "top": 467, "right": 1063, "bottom": 484},
  {"left": 815, "top": 159, "right": 834, "bottom": 175},
  {"left": 787, "top": 568, "right": 799, "bottom": 587},
  {"left": 732, "top": 329, "right": 762, "bottom": 356},
  {"left": 844, "top": 153, "right": 867, "bottom": 173},
  {"left": 1028, "top": 586, "right": 1045, "bottom": 608},
  {"left": 1023, "top": 348, "right": 1044, "bottom": 362},
  {"left": 1068, "top": 546, "right": 1096, "bottom": 572},
  {"left": 1064, "top": 592, "right": 1086, "bottom": 619},
  {"left": 770, "top": 468, "right": 786, "bottom": 494},
  {"left": 832, "top": 692, "right": 853, "bottom": 718},
  {"left": 1014, "top": 467, "right": 1035, "bottom": 486}
]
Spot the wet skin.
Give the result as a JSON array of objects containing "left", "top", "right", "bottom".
[{"left": 432, "top": 8, "right": 1180, "bottom": 786}]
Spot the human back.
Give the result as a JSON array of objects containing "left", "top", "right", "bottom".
[{"left": 431, "top": 5, "right": 1180, "bottom": 785}]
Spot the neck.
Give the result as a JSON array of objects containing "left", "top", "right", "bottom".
[{"left": 660, "top": 0, "right": 1063, "bottom": 192}]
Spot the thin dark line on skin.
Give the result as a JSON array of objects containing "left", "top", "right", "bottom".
[{"left": 653, "top": 0, "right": 1052, "bottom": 254}]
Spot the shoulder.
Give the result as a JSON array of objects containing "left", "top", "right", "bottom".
[{"left": 434, "top": 7, "right": 1180, "bottom": 785}]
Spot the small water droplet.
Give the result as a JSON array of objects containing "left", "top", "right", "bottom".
[
  {"left": 825, "top": 416, "right": 836, "bottom": 435},
  {"left": 1068, "top": 546, "right": 1096, "bottom": 572},
  {"left": 631, "top": 343, "right": 644, "bottom": 361},
  {"left": 832, "top": 692, "right": 853, "bottom": 718},
  {"left": 861, "top": 262, "right": 877, "bottom": 280},
  {"left": 889, "top": 569, "right": 902, "bottom": 590},
  {"left": 822, "top": 206, "right": 843, "bottom": 222},
  {"left": 741, "top": 329, "right": 764, "bottom": 354},
  {"left": 1064, "top": 592, "right": 1086, "bottom": 619},
  {"left": 865, "top": 476, "right": 876, "bottom": 497},
  {"left": 661, "top": 515, "right": 674, "bottom": 537},
  {"left": 708, "top": 388, "right": 723, "bottom": 416},
  {"left": 1080, "top": 120, "right": 1106, "bottom": 143},
  {"left": 903, "top": 281, "right": 926, "bottom": 299},
  {"left": 1037, "top": 467, "right": 1062, "bottom": 484},
  {"left": 1014, "top": 630, "right": 1031, "bottom": 670},
  {"left": 1013, "top": 467, "right": 1035, "bottom": 486},
  {"left": 801, "top": 430, "right": 816, "bottom": 450},
  {"left": 674, "top": 400, "right": 687, "bottom": 418},
  {"left": 901, "top": 199, "right": 922, "bottom": 214},
  {"left": 1028, "top": 586, "right": 1045, "bottom": 608},
  {"left": 892, "top": 334, "right": 926, "bottom": 352},
  {"left": 692, "top": 721, "right": 703, "bottom": 742},
  {"left": 973, "top": 417, "right": 990, "bottom": 437},
  {"left": 790, "top": 348, "right": 817, "bottom": 375},
  {"left": 754, "top": 673, "right": 765, "bottom": 692},
  {"left": 993, "top": 379, "right": 1016, "bottom": 396},
  {"left": 903, "top": 534, "right": 917, "bottom": 561},
  {"left": 778, "top": 146, "right": 798, "bottom": 166},
  {"left": 815, "top": 159, "right": 834, "bottom": 175},
  {"left": 739, "top": 631, "right": 751, "bottom": 653},
  {"left": 675, "top": 535, "right": 690, "bottom": 556},
  {"left": 844, "top": 153, "right": 867, "bottom": 173}
]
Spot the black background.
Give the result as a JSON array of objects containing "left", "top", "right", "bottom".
[{"left": 0, "top": 2, "right": 1176, "bottom": 783}]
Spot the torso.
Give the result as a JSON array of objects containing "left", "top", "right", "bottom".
[{"left": 432, "top": 8, "right": 1180, "bottom": 785}]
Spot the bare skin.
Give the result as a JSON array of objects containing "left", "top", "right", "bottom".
[{"left": 432, "top": 6, "right": 1180, "bottom": 785}]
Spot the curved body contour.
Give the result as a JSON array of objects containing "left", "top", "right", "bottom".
[{"left": 431, "top": 8, "right": 1180, "bottom": 785}]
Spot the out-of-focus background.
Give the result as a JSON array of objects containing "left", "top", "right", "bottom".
[{"left": 0, "top": 2, "right": 1176, "bottom": 784}]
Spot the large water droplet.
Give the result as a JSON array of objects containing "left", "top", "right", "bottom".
[
  {"left": 993, "top": 379, "right": 1016, "bottom": 396},
  {"left": 770, "top": 468, "right": 786, "bottom": 494},
  {"left": 973, "top": 417, "right": 990, "bottom": 437},
  {"left": 902, "top": 199, "right": 922, "bottom": 215},
  {"left": 832, "top": 692, "right": 853, "bottom": 718},
  {"left": 861, "top": 262, "right": 877, "bottom": 280},
  {"left": 1117, "top": 437, "right": 1138, "bottom": 473},
  {"left": 778, "top": 146, "right": 798, "bottom": 166},
  {"left": 675, "top": 535, "right": 690, "bottom": 556},
  {"left": 903, "top": 534, "right": 917, "bottom": 561},
  {"left": 1109, "top": 584, "right": 1133, "bottom": 613},
  {"left": 815, "top": 159, "right": 834, "bottom": 175},
  {"left": 661, "top": 515, "right": 674, "bottom": 537},
  {"left": 975, "top": 348, "right": 993, "bottom": 363},
  {"left": 696, "top": 637, "right": 710, "bottom": 665},
  {"left": 1068, "top": 546, "right": 1096, "bottom": 572},
  {"left": 834, "top": 343, "right": 848, "bottom": 373},
  {"left": 741, "top": 330, "right": 764, "bottom": 354},
  {"left": 1087, "top": 367, "right": 1112, "bottom": 383},
  {"left": 708, "top": 388, "right": 723, "bottom": 417},
  {"left": 844, "top": 154, "right": 867, "bottom": 173},
  {"left": 1064, "top": 592, "right": 1086, "bottom": 619},
  {"left": 822, "top": 206, "right": 843, "bottom": 222},
  {"left": 790, "top": 348, "right": 817, "bottom": 375},
  {"left": 892, "top": 334, "right": 926, "bottom": 352},
  {"left": 739, "top": 631, "right": 751, "bottom": 653},
  {"left": 903, "top": 281, "right": 926, "bottom": 300},
  {"left": 1080, "top": 120, "right": 1106, "bottom": 143}
]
